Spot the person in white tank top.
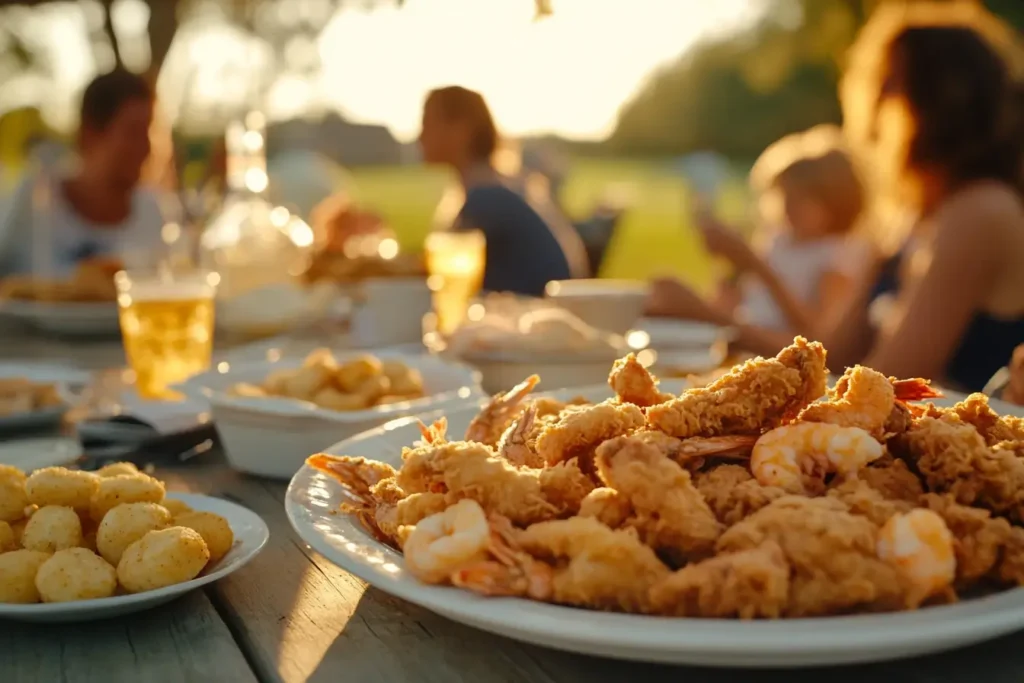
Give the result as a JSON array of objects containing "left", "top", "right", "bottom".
[
  {"left": 0, "top": 70, "right": 165, "bottom": 278},
  {"left": 648, "top": 126, "right": 872, "bottom": 342}
]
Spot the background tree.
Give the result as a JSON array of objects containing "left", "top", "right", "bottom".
[{"left": 611, "top": 0, "right": 1024, "bottom": 159}]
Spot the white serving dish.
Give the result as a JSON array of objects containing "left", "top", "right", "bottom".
[
  {"left": 544, "top": 279, "right": 648, "bottom": 334},
  {"left": 0, "top": 492, "right": 268, "bottom": 623},
  {"left": 0, "top": 300, "right": 120, "bottom": 336},
  {"left": 458, "top": 349, "right": 628, "bottom": 395},
  {"left": 286, "top": 387, "right": 1024, "bottom": 668},
  {"left": 631, "top": 317, "right": 735, "bottom": 349},
  {"left": 0, "top": 363, "right": 90, "bottom": 434},
  {"left": 178, "top": 350, "right": 484, "bottom": 479}
]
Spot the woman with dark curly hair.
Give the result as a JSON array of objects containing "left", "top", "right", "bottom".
[{"left": 733, "top": 2, "right": 1024, "bottom": 391}]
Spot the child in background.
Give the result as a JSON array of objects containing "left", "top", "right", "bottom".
[{"left": 647, "top": 126, "right": 872, "bottom": 343}]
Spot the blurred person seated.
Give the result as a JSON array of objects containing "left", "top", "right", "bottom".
[
  {"left": 0, "top": 70, "right": 164, "bottom": 277},
  {"left": 420, "top": 86, "right": 588, "bottom": 296},
  {"left": 648, "top": 125, "right": 871, "bottom": 339},
  {"left": 657, "top": 4, "right": 1024, "bottom": 393}
]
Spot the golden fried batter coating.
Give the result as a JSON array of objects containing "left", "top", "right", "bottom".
[{"left": 646, "top": 337, "right": 828, "bottom": 438}]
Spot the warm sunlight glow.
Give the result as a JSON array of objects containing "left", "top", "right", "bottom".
[
  {"left": 316, "top": 0, "right": 757, "bottom": 140},
  {"left": 13, "top": 0, "right": 758, "bottom": 140}
]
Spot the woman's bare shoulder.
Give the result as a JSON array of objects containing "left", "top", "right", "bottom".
[{"left": 933, "top": 180, "right": 1023, "bottom": 246}]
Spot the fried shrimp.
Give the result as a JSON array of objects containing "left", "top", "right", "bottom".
[
  {"left": 534, "top": 399, "right": 646, "bottom": 466},
  {"left": 624, "top": 431, "right": 757, "bottom": 472},
  {"left": 900, "top": 415, "right": 1024, "bottom": 522},
  {"left": 877, "top": 509, "right": 956, "bottom": 606},
  {"left": 595, "top": 435, "right": 722, "bottom": 564},
  {"left": 608, "top": 353, "right": 671, "bottom": 407},
  {"left": 306, "top": 454, "right": 397, "bottom": 499},
  {"left": 649, "top": 541, "right": 790, "bottom": 619},
  {"left": 798, "top": 366, "right": 939, "bottom": 438},
  {"left": 516, "top": 516, "right": 670, "bottom": 613},
  {"left": 451, "top": 514, "right": 554, "bottom": 600},
  {"left": 750, "top": 423, "right": 884, "bottom": 495},
  {"left": 646, "top": 337, "right": 828, "bottom": 439},
  {"left": 464, "top": 375, "right": 540, "bottom": 446},
  {"left": 402, "top": 499, "right": 490, "bottom": 584},
  {"left": 397, "top": 441, "right": 593, "bottom": 526},
  {"left": 719, "top": 497, "right": 905, "bottom": 616},
  {"left": 496, "top": 406, "right": 543, "bottom": 468},
  {"left": 364, "top": 479, "right": 448, "bottom": 548}
]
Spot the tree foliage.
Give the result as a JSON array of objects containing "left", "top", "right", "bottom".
[{"left": 610, "top": 0, "right": 1024, "bottom": 159}]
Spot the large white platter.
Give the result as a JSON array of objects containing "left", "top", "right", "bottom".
[
  {"left": 286, "top": 383, "right": 1024, "bottom": 667},
  {"left": 0, "top": 492, "right": 269, "bottom": 623}
]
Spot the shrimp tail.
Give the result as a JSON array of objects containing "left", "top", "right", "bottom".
[
  {"left": 891, "top": 378, "right": 942, "bottom": 402},
  {"left": 679, "top": 435, "right": 758, "bottom": 460},
  {"left": 452, "top": 514, "right": 554, "bottom": 600},
  {"left": 418, "top": 416, "right": 449, "bottom": 444},
  {"left": 306, "top": 453, "right": 396, "bottom": 500}
]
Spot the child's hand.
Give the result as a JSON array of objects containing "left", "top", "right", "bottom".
[
  {"left": 1006, "top": 344, "right": 1024, "bottom": 405},
  {"left": 646, "top": 277, "right": 722, "bottom": 323},
  {"left": 696, "top": 215, "right": 758, "bottom": 272}
]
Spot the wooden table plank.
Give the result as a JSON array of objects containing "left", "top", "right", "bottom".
[{"left": 0, "top": 591, "right": 258, "bottom": 683}]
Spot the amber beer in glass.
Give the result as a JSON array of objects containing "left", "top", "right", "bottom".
[
  {"left": 424, "top": 230, "right": 485, "bottom": 335},
  {"left": 115, "top": 270, "right": 218, "bottom": 399}
]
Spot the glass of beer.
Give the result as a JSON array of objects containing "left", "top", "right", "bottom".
[
  {"left": 424, "top": 230, "right": 485, "bottom": 335},
  {"left": 115, "top": 269, "right": 218, "bottom": 400}
]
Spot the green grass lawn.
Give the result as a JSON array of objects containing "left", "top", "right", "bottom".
[{"left": 348, "top": 158, "right": 750, "bottom": 293}]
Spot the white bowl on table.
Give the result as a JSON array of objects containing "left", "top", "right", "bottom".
[
  {"left": 544, "top": 279, "right": 648, "bottom": 335},
  {"left": 0, "top": 300, "right": 120, "bottom": 337},
  {"left": 630, "top": 317, "right": 737, "bottom": 378},
  {"left": 177, "top": 350, "right": 483, "bottom": 479},
  {"left": 457, "top": 348, "right": 626, "bottom": 395}
]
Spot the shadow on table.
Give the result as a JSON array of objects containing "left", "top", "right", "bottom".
[{"left": 310, "top": 589, "right": 1024, "bottom": 683}]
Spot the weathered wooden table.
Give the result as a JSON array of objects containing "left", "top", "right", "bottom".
[{"left": 1, "top": 331, "right": 1023, "bottom": 683}]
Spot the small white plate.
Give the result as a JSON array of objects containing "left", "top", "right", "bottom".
[
  {"left": 287, "top": 386, "right": 1024, "bottom": 667},
  {"left": 0, "top": 492, "right": 269, "bottom": 623},
  {"left": 0, "top": 300, "right": 120, "bottom": 336},
  {"left": 0, "top": 437, "right": 80, "bottom": 470},
  {"left": 0, "top": 363, "right": 90, "bottom": 434}
]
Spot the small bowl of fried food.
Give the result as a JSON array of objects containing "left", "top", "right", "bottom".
[
  {"left": 0, "top": 258, "right": 122, "bottom": 336},
  {"left": 178, "top": 349, "right": 483, "bottom": 479},
  {"left": 0, "top": 463, "right": 267, "bottom": 623},
  {"left": 0, "top": 363, "right": 90, "bottom": 434}
]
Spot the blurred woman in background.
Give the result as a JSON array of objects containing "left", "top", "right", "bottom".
[
  {"left": 665, "top": 3, "right": 1024, "bottom": 393},
  {"left": 420, "top": 86, "right": 588, "bottom": 296},
  {"left": 820, "top": 2, "right": 1024, "bottom": 391}
]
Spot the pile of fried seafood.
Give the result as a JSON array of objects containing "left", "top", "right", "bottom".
[{"left": 308, "top": 337, "right": 1024, "bottom": 619}]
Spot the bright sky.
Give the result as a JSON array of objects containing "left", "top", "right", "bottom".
[
  {"left": 4, "top": 0, "right": 759, "bottom": 142},
  {"left": 313, "top": 0, "right": 758, "bottom": 141}
]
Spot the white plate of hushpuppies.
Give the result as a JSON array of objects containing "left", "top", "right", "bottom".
[{"left": 0, "top": 462, "right": 268, "bottom": 622}]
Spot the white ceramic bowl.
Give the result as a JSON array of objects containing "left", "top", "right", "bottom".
[
  {"left": 457, "top": 349, "right": 626, "bottom": 395},
  {"left": 544, "top": 279, "right": 648, "bottom": 334},
  {"left": 178, "top": 350, "right": 484, "bottom": 479}
]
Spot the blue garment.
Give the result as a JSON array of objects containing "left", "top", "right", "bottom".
[
  {"left": 457, "top": 185, "right": 571, "bottom": 297},
  {"left": 872, "top": 252, "right": 1024, "bottom": 392}
]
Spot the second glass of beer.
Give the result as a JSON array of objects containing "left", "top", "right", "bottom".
[{"left": 115, "top": 269, "right": 218, "bottom": 399}]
